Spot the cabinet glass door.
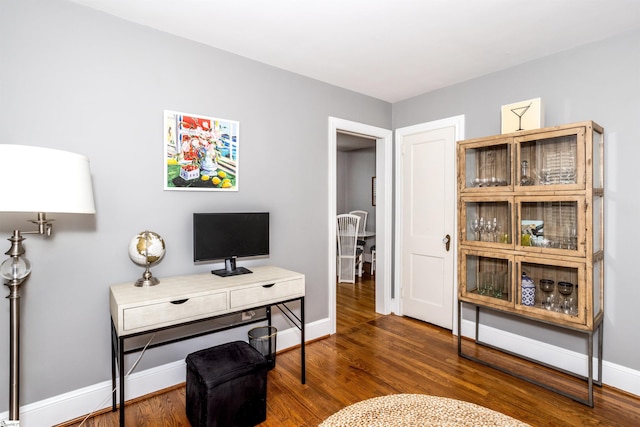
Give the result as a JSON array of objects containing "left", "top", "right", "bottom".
[
  {"left": 593, "top": 258, "right": 603, "bottom": 322},
  {"left": 592, "top": 125, "right": 604, "bottom": 189},
  {"left": 460, "top": 250, "right": 512, "bottom": 307},
  {"left": 461, "top": 198, "right": 512, "bottom": 246},
  {"left": 459, "top": 140, "right": 511, "bottom": 191},
  {"left": 517, "top": 257, "right": 586, "bottom": 325},
  {"left": 517, "top": 197, "right": 585, "bottom": 257},
  {"left": 593, "top": 194, "right": 604, "bottom": 253},
  {"left": 515, "top": 127, "right": 585, "bottom": 190}
]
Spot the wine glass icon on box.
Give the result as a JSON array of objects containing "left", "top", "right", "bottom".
[{"left": 500, "top": 98, "right": 543, "bottom": 134}]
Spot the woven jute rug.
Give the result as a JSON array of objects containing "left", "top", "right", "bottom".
[{"left": 319, "top": 394, "right": 531, "bottom": 427}]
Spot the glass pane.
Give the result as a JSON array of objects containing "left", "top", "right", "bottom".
[
  {"left": 521, "top": 261, "right": 579, "bottom": 315},
  {"left": 520, "top": 201, "right": 577, "bottom": 250},
  {"left": 465, "top": 201, "right": 511, "bottom": 243},
  {"left": 466, "top": 144, "right": 510, "bottom": 187},
  {"left": 593, "top": 128, "right": 604, "bottom": 188},
  {"left": 520, "top": 134, "right": 577, "bottom": 186},
  {"left": 466, "top": 254, "right": 511, "bottom": 301},
  {"left": 593, "top": 195, "right": 603, "bottom": 252}
]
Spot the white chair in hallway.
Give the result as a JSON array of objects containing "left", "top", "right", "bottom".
[
  {"left": 370, "top": 245, "right": 376, "bottom": 275},
  {"left": 337, "top": 214, "right": 363, "bottom": 283},
  {"left": 349, "top": 210, "right": 368, "bottom": 253}
]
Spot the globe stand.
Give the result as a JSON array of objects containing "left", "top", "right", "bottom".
[
  {"left": 135, "top": 262, "right": 160, "bottom": 287},
  {"left": 130, "top": 230, "right": 165, "bottom": 287}
]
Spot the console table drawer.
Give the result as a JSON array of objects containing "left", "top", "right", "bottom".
[
  {"left": 123, "top": 292, "right": 228, "bottom": 332},
  {"left": 230, "top": 278, "right": 304, "bottom": 309}
]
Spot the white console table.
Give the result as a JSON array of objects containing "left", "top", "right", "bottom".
[{"left": 109, "top": 265, "right": 305, "bottom": 427}]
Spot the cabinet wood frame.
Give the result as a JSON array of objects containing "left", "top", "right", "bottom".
[{"left": 457, "top": 121, "right": 604, "bottom": 331}]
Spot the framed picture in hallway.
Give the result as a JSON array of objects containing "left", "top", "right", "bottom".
[
  {"left": 164, "top": 110, "right": 240, "bottom": 191},
  {"left": 372, "top": 176, "right": 376, "bottom": 206}
]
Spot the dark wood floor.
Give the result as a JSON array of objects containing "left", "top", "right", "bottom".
[{"left": 60, "top": 266, "right": 640, "bottom": 426}]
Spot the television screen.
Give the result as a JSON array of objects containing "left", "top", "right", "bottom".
[{"left": 193, "top": 212, "right": 269, "bottom": 276}]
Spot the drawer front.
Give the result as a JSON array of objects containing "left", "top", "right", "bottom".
[
  {"left": 230, "top": 277, "right": 304, "bottom": 309},
  {"left": 123, "top": 291, "right": 228, "bottom": 332}
]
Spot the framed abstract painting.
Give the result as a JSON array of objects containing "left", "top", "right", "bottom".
[{"left": 164, "top": 110, "right": 239, "bottom": 191}]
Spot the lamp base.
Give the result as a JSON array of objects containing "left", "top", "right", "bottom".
[{"left": 1, "top": 419, "right": 20, "bottom": 426}]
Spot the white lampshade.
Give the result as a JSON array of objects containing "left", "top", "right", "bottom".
[{"left": 0, "top": 144, "right": 96, "bottom": 214}]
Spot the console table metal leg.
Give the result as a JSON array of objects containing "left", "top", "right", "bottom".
[
  {"left": 111, "top": 324, "right": 117, "bottom": 412},
  {"left": 119, "top": 336, "right": 125, "bottom": 427},
  {"left": 301, "top": 296, "right": 305, "bottom": 384}
]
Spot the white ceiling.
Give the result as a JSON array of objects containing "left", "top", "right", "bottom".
[{"left": 69, "top": 0, "right": 640, "bottom": 103}]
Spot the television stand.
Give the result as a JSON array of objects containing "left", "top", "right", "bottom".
[
  {"left": 212, "top": 266, "right": 252, "bottom": 277},
  {"left": 211, "top": 257, "right": 252, "bottom": 277}
]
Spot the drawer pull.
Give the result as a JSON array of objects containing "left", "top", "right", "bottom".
[
  {"left": 262, "top": 283, "right": 275, "bottom": 288},
  {"left": 170, "top": 299, "right": 189, "bottom": 305}
]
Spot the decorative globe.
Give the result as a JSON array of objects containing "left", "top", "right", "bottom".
[{"left": 128, "top": 231, "right": 165, "bottom": 286}]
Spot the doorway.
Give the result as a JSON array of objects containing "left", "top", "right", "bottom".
[{"left": 328, "top": 117, "right": 392, "bottom": 335}]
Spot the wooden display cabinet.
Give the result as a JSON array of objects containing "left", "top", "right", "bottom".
[{"left": 456, "top": 121, "right": 604, "bottom": 405}]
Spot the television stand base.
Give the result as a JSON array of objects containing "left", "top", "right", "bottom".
[{"left": 211, "top": 266, "right": 253, "bottom": 277}]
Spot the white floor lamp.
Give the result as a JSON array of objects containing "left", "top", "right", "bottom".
[{"left": 0, "top": 144, "right": 96, "bottom": 426}]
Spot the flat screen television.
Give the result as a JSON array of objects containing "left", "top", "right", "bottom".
[{"left": 193, "top": 212, "right": 269, "bottom": 277}]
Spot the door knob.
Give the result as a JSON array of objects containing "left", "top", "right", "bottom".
[{"left": 443, "top": 234, "right": 451, "bottom": 251}]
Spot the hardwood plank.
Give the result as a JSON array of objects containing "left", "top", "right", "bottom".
[{"left": 59, "top": 270, "right": 640, "bottom": 426}]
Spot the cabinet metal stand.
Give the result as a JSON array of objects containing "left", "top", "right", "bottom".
[
  {"left": 458, "top": 300, "right": 603, "bottom": 407},
  {"left": 111, "top": 296, "right": 305, "bottom": 427}
]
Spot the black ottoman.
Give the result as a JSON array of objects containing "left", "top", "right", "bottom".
[{"left": 186, "top": 341, "right": 270, "bottom": 427}]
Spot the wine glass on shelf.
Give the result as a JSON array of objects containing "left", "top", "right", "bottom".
[
  {"left": 482, "top": 217, "right": 492, "bottom": 242},
  {"left": 488, "top": 217, "right": 498, "bottom": 242},
  {"left": 557, "top": 281, "right": 574, "bottom": 314},
  {"left": 470, "top": 218, "right": 481, "bottom": 241},
  {"left": 566, "top": 226, "right": 578, "bottom": 250},
  {"left": 539, "top": 279, "right": 555, "bottom": 310}
]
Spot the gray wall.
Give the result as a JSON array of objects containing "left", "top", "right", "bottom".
[
  {"left": 393, "top": 30, "right": 640, "bottom": 371},
  {"left": 337, "top": 147, "right": 376, "bottom": 228},
  {"left": 0, "top": 0, "right": 391, "bottom": 407}
]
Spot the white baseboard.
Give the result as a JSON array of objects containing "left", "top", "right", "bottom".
[
  {"left": 0, "top": 318, "right": 332, "bottom": 427},
  {"left": 4, "top": 316, "right": 638, "bottom": 426}
]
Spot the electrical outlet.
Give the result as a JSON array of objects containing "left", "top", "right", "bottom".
[{"left": 241, "top": 311, "right": 255, "bottom": 321}]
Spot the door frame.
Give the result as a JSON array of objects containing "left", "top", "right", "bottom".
[
  {"left": 328, "top": 117, "right": 393, "bottom": 335},
  {"left": 393, "top": 115, "right": 465, "bottom": 335}
]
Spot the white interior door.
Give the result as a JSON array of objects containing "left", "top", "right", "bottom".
[{"left": 396, "top": 117, "right": 462, "bottom": 330}]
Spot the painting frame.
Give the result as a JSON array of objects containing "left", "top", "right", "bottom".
[{"left": 164, "top": 110, "right": 240, "bottom": 191}]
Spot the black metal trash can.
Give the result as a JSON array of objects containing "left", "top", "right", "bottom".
[{"left": 248, "top": 326, "right": 277, "bottom": 370}]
